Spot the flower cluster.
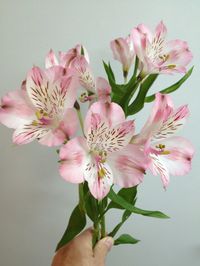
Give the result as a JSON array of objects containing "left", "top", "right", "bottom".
[{"left": 0, "top": 21, "right": 194, "bottom": 248}]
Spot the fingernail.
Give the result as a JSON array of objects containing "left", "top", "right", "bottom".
[{"left": 104, "top": 237, "right": 114, "bottom": 251}]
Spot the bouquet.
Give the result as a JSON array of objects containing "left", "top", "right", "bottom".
[{"left": 0, "top": 21, "right": 194, "bottom": 251}]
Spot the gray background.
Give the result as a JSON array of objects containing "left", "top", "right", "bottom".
[{"left": 0, "top": 0, "right": 199, "bottom": 265}]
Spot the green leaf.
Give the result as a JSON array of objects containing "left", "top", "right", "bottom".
[
  {"left": 127, "top": 74, "right": 158, "bottom": 116},
  {"left": 107, "top": 186, "right": 137, "bottom": 211},
  {"left": 56, "top": 205, "right": 86, "bottom": 251},
  {"left": 114, "top": 234, "right": 140, "bottom": 245},
  {"left": 103, "top": 61, "right": 139, "bottom": 109},
  {"left": 108, "top": 63, "right": 116, "bottom": 82},
  {"left": 103, "top": 61, "right": 117, "bottom": 89},
  {"left": 133, "top": 56, "right": 139, "bottom": 77},
  {"left": 108, "top": 209, "right": 132, "bottom": 237},
  {"left": 145, "top": 67, "right": 194, "bottom": 103},
  {"left": 108, "top": 187, "right": 137, "bottom": 237},
  {"left": 83, "top": 182, "right": 98, "bottom": 222},
  {"left": 108, "top": 188, "right": 169, "bottom": 219}
]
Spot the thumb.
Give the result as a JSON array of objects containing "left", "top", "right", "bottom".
[{"left": 94, "top": 237, "right": 114, "bottom": 261}]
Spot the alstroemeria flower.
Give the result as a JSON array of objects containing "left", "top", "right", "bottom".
[
  {"left": 59, "top": 101, "right": 149, "bottom": 199},
  {"left": 46, "top": 48, "right": 111, "bottom": 104},
  {"left": 0, "top": 66, "right": 78, "bottom": 146},
  {"left": 132, "top": 93, "right": 194, "bottom": 188},
  {"left": 110, "top": 36, "right": 135, "bottom": 78},
  {"left": 45, "top": 44, "right": 89, "bottom": 69},
  {"left": 131, "top": 21, "right": 193, "bottom": 75}
]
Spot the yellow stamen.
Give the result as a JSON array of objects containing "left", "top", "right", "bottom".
[
  {"left": 35, "top": 110, "right": 43, "bottom": 120},
  {"left": 167, "top": 64, "right": 176, "bottom": 69},
  {"left": 32, "top": 120, "right": 38, "bottom": 126},
  {"left": 161, "top": 150, "right": 170, "bottom": 155},
  {"left": 98, "top": 168, "right": 106, "bottom": 178}
]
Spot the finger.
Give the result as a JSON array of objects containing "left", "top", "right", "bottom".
[
  {"left": 74, "top": 227, "right": 93, "bottom": 244},
  {"left": 94, "top": 236, "right": 114, "bottom": 261}
]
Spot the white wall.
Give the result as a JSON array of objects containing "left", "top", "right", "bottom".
[{"left": 0, "top": 0, "right": 199, "bottom": 265}]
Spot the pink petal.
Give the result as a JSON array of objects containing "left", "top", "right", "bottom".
[
  {"left": 149, "top": 136, "right": 194, "bottom": 188},
  {"left": 70, "top": 55, "right": 95, "bottom": 92},
  {"left": 153, "top": 104, "right": 189, "bottom": 140},
  {"left": 110, "top": 37, "right": 134, "bottom": 71},
  {"left": 108, "top": 144, "right": 149, "bottom": 187},
  {"left": 26, "top": 66, "right": 76, "bottom": 112},
  {"left": 39, "top": 128, "right": 66, "bottom": 146},
  {"left": 155, "top": 136, "right": 194, "bottom": 175},
  {"left": 0, "top": 89, "right": 35, "bottom": 128},
  {"left": 84, "top": 101, "right": 125, "bottom": 134},
  {"left": 13, "top": 122, "right": 50, "bottom": 145},
  {"left": 149, "top": 153, "right": 170, "bottom": 188},
  {"left": 133, "top": 93, "right": 173, "bottom": 144},
  {"left": 166, "top": 40, "right": 193, "bottom": 66},
  {"left": 45, "top": 49, "right": 59, "bottom": 68},
  {"left": 59, "top": 44, "right": 90, "bottom": 68},
  {"left": 84, "top": 159, "right": 113, "bottom": 199},
  {"left": 96, "top": 77, "right": 111, "bottom": 103},
  {"left": 59, "top": 137, "right": 88, "bottom": 183},
  {"left": 87, "top": 117, "right": 135, "bottom": 153},
  {"left": 59, "top": 108, "right": 78, "bottom": 138},
  {"left": 131, "top": 24, "right": 152, "bottom": 62},
  {"left": 155, "top": 21, "right": 167, "bottom": 40}
]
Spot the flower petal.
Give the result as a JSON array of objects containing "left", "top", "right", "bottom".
[
  {"left": 59, "top": 137, "right": 88, "bottom": 183},
  {"left": 13, "top": 122, "right": 50, "bottom": 145},
  {"left": 133, "top": 93, "right": 173, "bottom": 144},
  {"left": 149, "top": 153, "right": 170, "bottom": 188},
  {"left": 84, "top": 158, "right": 113, "bottom": 199},
  {"left": 87, "top": 116, "right": 135, "bottom": 153},
  {"left": 155, "top": 21, "right": 167, "bottom": 41},
  {"left": 153, "top": 105, "right": 189, "bottom": 140},
  {"left": 38, "top": 129, "right": 66, "bottom": 146},
  {"left": 59, "top": 108, "right": 78, "bottom": 137},
  {"left": 26, "top": 66, "right": 75, "bottom": 114},
  {"left": 110, "top": 37, "right": 134, "bottom": 72},
  {"left": 0, "top": 89, "right": 35, "bottom": 128},
  {"left": 59, "top": 44, "right": 90, "bottom": 68},
  {"left": 108, "top": 144, "right": 149, "bottom": 187},
  {"left": 131, "top": 24, "right": 152, "bottom": 62},
  {"left": 149, "top": 136, "right": 194, "bottom": 188},
  {"left": 96, "top": 77, "right": 111, "bottom": 103},
  {"left": 45, "top": 49, "right": 59, "bottom": 68},
  {"left": 84, "top": 101, "right": 125, "bottom": 134},
  {"left": 70, "top": 55, "right": 95, "bottom": 92}
]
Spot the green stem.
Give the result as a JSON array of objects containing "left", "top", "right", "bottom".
[
  {"left": 78, "top": 183, "right": 85, "bottom": 212},
  {"left": 99, "top": 200, "right": 106, "bottom": 238},
  {"left": 133, "top": 56, "right": 139, "bottom": 77},
  {"left": 92, "top": 220, "right": 100, "bottom": 248},
  {"left": 100, "top": 214, "right": 106, "bottom": 238},
  {"left": 74, "top": 101, "right": 85, "bottom": 135}
]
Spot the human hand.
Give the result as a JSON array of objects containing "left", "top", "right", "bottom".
[{"left": 51, "top": 228, "right": 114, "bottom": 266}]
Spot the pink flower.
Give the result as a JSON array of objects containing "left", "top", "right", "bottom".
[
  {"left": 0, "top": 66, "right": 78, "bottom": 146},
  {"left": 132, "top": 93, "right": 194, "bottom": 188},
  {"left": 110, "top": 36, "right": 135, "bottom": 78},
  {"left": 45, "top": 44, "right": 89, "bottom": 69},
  {"left": 46, "top": 46, "right": 111, "bottom": 102},
  {"left": 131, "top": 21, "right": 193, "bottom": 75},
  {"left": 59, "top": 101, "right": 149, "bottom": 199}
]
